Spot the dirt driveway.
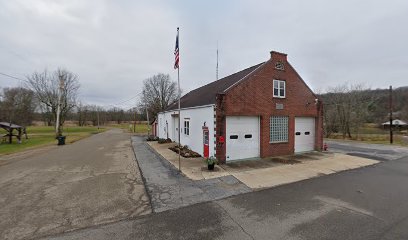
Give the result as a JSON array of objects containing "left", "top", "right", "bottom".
[{"left": 0, "top": 129, "right": 150, "bottom": 240}]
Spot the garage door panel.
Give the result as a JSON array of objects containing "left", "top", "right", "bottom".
[
  {"left": 295, "top": 117, "right": 315, "bottom": 153},
  {"left": 226, "top": 116, "right": 259, "bottom": 161}
]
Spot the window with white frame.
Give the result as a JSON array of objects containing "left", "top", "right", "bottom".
[
  {"left": 270, "top": 116, "right": 288, "bottom": 143},
  {"left": 273, "top": 80, "right": 286, "bottom": 98},
  {"left": 184, "top": 119, "right": 190, "bottom": 135}
]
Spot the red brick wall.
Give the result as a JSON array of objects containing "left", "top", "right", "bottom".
[
  {"left": 215, "top": 93, "right": 227, "bottom": 162},
  {"left": 215, "top": 51, "right": 323, "bottom": 163}
]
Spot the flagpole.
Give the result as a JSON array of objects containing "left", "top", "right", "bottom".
[
  {"left": 177, "top": 27, "right": 181, "bottom": 172},
  {"left": 178, "top": 68, "right": 181, "bottom": 172}
]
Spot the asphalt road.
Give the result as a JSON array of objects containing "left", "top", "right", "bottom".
[
  {"left": 45, "top": 143, "right": 408, "bottom": 240},
  {"left": 0, "top": 129, "right": 150, "bottom": 240},
  {"left": 325, "top": 139, "right": 408, "bottom": 161}
]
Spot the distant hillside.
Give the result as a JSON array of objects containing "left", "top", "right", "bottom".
[
  {"left": 319, "top": 86, "right": 408, "bottom": 124},
  {"left": 317, "top": 85, "right": 408, "bottom": 138}
]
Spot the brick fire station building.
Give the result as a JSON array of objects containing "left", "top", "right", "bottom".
[{"left": 156, "top": 50, "right": 323, "bottom": 164}]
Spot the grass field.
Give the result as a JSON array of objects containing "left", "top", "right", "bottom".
[
  {"left": 0, "top": 126, "right": 107, "bottom": 155},
  {"left": 328, "top": 124, "right": 408, "bottom": 145},
  {"left": 111, "top": 122, "right": 149, "bottom": 134}
]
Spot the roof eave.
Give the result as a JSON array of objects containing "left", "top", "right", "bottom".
[{"left": 222, "top": 60, "right": 269, "bottom": 94}]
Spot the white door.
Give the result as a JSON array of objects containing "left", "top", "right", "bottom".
[
  {"left": 226, "top": 116, "right": 260, "bottom": 161},
  {"left": 295, "top": 117, "right": 315, "bottom": 153},
  {"left": 172, "top": 117, "right": 179, "bottom": 143}
]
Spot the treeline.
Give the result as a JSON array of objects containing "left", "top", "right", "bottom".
[
  {"left": 0, "top": 87, "right": 145, "bottom": 127},
  {"left": 66, "top": 105, "right": 145, "bottom": 127},
  {"left": 0, "top": 87, "right": 36, "bottom": 126},
  {"left": 1, "top": 71, "right": 179, "bottom": 129},
  {"left": 319, "top": 84, "right": 408, "bottom": 138}
]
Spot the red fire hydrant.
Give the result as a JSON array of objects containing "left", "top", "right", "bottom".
[{"left": 323, "top": 143, "right": 328, "bottom": 151}]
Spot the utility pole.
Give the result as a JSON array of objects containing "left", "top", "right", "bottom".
[
  {"left": 389, "top": 85, "right": 393, "bottom": 144},
  {"left": 146, "top": 107, "right": 150, "bottom": 137},
  {"left": 97, "top": 109, "right": 100, "bottom": 129},
  {"left": 133, "top": 109, "right": 136, "bottom": 133},
  {"left": 9, "top": 114, "right": 12, "bottom": 144},
  {"left": 55, "top": 74, "right": 64, "bottom": 138}
]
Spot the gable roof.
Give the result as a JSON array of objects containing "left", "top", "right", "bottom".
[{"left": 165, "top": 62, "right": 264, "bottom": 111}]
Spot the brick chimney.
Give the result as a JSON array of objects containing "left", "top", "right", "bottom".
[{"left": 270, "top": 50, "right": 287, "bottom": 62}]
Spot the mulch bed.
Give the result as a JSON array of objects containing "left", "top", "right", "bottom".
[{"left": 169, "top": 145, "right": 201, "bottom": 158}]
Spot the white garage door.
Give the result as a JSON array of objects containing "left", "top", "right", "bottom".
[
  {"left": 295, "top": 117, "right": 315, "bottom": 153},
  {"left": 226, "top": 116, "right": 260, "bottom": 161}
]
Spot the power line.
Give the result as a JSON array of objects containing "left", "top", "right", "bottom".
[
  {"left": 1, "top": 70, "right": 144, "bottom": 109},
  {"left": 99, "top": 92, "right": 143, "bottom": 109},
  {"left": 0, "top": 72, "right": 28, "bottom": 83},
  {"left": 111, "top": 93, "right": 142, "bottom": 106}
]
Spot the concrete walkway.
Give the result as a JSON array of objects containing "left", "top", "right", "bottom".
[
  {"left": 0, "top": 129, "right": 150, "bottom": 240},
  {"left": 148, "top": 141, "right": 379, "bottom": 190},
  {"left": 131, "top": 136, "right": 251, "bottom": 213},
  {"left": 232, "top": 153, "right": 378, "bottom": 189},
  {"left": 146, "top": 141, "right": 231, "bottom": 180}
]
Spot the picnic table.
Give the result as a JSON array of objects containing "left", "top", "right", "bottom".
[{"left": 0, "top": 122, "right": 27, "bottom": 144}]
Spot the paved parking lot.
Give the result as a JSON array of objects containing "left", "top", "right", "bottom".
[{"left": 0, "top": 129, "right": 150, "bottom": 240}]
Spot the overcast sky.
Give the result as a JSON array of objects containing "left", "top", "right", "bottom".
[{"left": 1, "top": 0, "right": 407, "bottom": 109}]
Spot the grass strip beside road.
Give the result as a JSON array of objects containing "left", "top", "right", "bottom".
[
  {"left": 0, "top": 123, "right": 150, "bottom": 156},
  {"left": 0, "top": 126, "right": 106, "bottom": 155},
  {"left": 328, "top": 133, "right": 407, "bottom": 146}
]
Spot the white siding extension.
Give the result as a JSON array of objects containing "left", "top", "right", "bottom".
[{"left": 157, "top": 105, "right": 215, "bottom": 158}]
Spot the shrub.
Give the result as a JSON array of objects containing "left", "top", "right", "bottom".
[
  {"left": 158, "top": 138, "right": 172, "bottom": 144},
  {"left": 204, "top": 156, "right": 218, "bottom": 165},
  {"left": 146, "top": 135, "right": 159, "bottom": 141},
  {"left": 168, "top": 144, "right": 201, "bottom": 157}
]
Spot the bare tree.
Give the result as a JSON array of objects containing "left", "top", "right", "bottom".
[
  {"left": 140, "top": 73, "right": 178, "bottom": 119},
  {"left": 321, "top": 83, "right": 374, "bottom": 139},
  {"left": 26, "top": 69, "right": 80, "bottom": 136},
  {"left": 76, "top": 102, "right": 89, "bottom": 126},
  {"left": 0, "top": 87, "right": 36, "bottom": 126}
]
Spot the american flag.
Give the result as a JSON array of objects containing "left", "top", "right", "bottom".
[{"left": 174, "top": 27, "right": 179, "bottom": 69}]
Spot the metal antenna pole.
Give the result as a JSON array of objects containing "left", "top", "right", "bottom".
[{"left": 216, "top": 42, "right": 219, "bottom": 80}]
